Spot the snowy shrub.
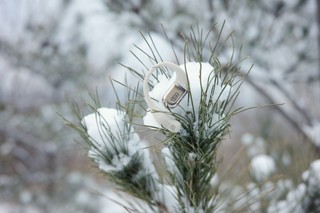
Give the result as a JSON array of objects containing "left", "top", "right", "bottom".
[
  {"left": 268, "top": 160, "right": 320, "bottom": 213},
  {"left": 82, "top": 108, "right": 151, "bottom": 173}
]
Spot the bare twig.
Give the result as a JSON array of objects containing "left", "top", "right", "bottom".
[
  {"left": 244, "top": 75, "right": 317, "bottom": 150},
  {"left": 269, "top": 79, "right": 312, "bottom": 125}
]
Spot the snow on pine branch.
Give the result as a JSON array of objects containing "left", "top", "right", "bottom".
[
  {"left": 81, "top": 108, "right": 155, "bottom": 174},
  {"left": 143, "top": 62, "right": 232, "bottom": 135},
  {"left": 80, "top": 107, "right": 187, "bottom": 212},
  {"left": 268, "top": 160, "right": 320, "bottom": 213}
]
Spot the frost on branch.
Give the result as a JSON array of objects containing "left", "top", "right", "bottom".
[
  {"left": 81, "top": 107, "right": 159, "bottom": 204},
  {"left": 268, "top": 160, "right": 320, "bottom": 213},
  {"left": 82, "top": 108, "right": 140, "bottom": 172},
  {"left": 302, "top": 122, "right": 320, "bottom": 148}
]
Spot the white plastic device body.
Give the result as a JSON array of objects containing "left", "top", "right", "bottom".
[{"left": 143, "top": 62, "right": 188, "bottom": 133}]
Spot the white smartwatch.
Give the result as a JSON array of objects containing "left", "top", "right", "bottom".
[{"left": 143, "top": 62, "right": 188, "bottom": 133}]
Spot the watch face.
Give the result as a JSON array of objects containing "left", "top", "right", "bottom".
[{"left": 162, "top": 83, "right": 187, "bottom": 108}]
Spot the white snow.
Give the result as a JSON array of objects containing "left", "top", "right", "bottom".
[
  {"left": 82, "top": 108, "right": 129, "bottom": 151},
  {"left": 210, "top": 174, "right": 220, "bottom": 188},
  {"left": 56, "top": 0, "right": 111, "bottom": 70},
  {"left": 19, "top": 190, "right": 32, "bottom": 204},
  {"left": 99, "top": 189, "right": 154, "bottom": 213},
  {"left": 161, "top": 147, "right": 179, "bottom": 176},
  {"left": 303, "top": 159, "right": 320, "bottom": 196},
  {"left": 109, "top": 32, "right": 178, "bottom": 102},
  {"left": 268, "top": 183, "right": 306, "bottom": 213},
  {"left": 180, "top": 62, "right": 231, "bottom": 107},
  {"left": 302, "top": 122, "right": 320, "bottom": 148},
  {"left": 0, "top": 56, "right": 55, "bottom": 111},
  {"left": 268, "top": 159, "right": 320, "bottom": 213},
  {"left": 0, "top": 203, "right": 42, "bottom": 213},
  {"left": 98, "top": 153, "right": 132, "bottom": 172},
  {"left": 188, "top": 152, "right": 197, "bottom": 162},
  {"left": 250, "top": 154, "right": 276, "bottom": 182},
  {"left": 241, "top": 133, "right": 266, "bottom": 159},
  {"left": 154, "top": 184, "right": 178, "bottom": 212},
  {"left": 246, "top": 183, "right": 261, "bottom": 212},
  {"left": 82, "top": 107, "right": 158, "bottom": 187},
  {"left": 56, "top": 0, "right": 142, "bottom": 75},
  {"left": 82, "top": 108, "right": 139, "bottom": 172},
  {"left": 140, "top": 152, "right": 158, "bottom": 180},
  {"left": 119, "top": 32, "right": 178, "bottom": 76},
  {"left": 0, "top": 0, "right": 318, "bottom": 212},
  {"left": 241, "top": 133, "right": 255, "bottom": 145},
  {"left": 0, "top": 0, "right": 63, "bottom": 46}
]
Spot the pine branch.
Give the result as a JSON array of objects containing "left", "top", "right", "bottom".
[
  {"left": 139, "top": 26, "right": 247, "bottom": 212},
  {"left": 65, "top": 24, "right": 249, "bottom": 212}
]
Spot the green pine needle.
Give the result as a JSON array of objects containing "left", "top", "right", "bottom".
[{"left": 64, "top": 23, "right": 252, "bottom": 213}]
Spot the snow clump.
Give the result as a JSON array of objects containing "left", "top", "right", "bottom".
[
  {"left": 250, "top": 154, "right": 276, "bottom": 182},
  {"left": 268, "top": 159, "right": 320, "bottom": 213},
  {"left": 303, "top": 121, "right": 320, "bottom": 148},
  {"left": 82, "top": 108, "right": 152, "bottom": 173}
]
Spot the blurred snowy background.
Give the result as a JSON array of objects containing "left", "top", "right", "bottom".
[{"left": 0, "top": 0, "right": 319, "bottom": 212}]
